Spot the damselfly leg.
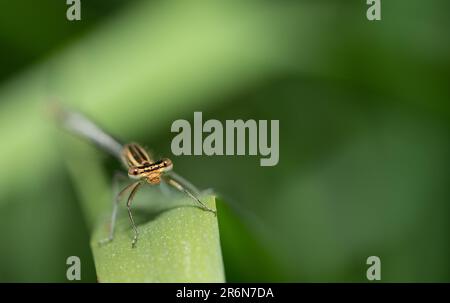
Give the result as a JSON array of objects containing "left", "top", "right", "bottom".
[
  {"left": 99, "top": 177, "right": 141, "bottom": 246},
  {"left": 100, "top": 175, "right": 213, "bottom": 248},
  {"left": 162, "top": 174, "right": 216, "bottom": 215},
  {"left": 126, "top": 181, "right": 143, "bottom": 248}
]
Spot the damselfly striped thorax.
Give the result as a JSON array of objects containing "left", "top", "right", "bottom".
[{"left": 53, "top": 105, "right": 216, "bottom": 248}]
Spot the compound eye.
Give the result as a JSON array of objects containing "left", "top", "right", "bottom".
[{"left": 129, "top": 168, "right": 139, "bottom": 176}]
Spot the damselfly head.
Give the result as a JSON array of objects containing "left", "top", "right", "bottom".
[{"left": 127, "top": 158, "right": 173, "bottom": 180}]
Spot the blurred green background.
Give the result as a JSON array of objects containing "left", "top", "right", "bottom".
[{"left": 0, "top": 0, "right": 449, "bottom": 282}]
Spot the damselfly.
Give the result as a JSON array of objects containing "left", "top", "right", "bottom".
[{"left": 54, "top": 106, "right": 215, "bottom": 248}]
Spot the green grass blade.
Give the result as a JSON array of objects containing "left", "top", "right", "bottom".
[{"left": 92, "top": 195, "right": 223, "bottom": 283}]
